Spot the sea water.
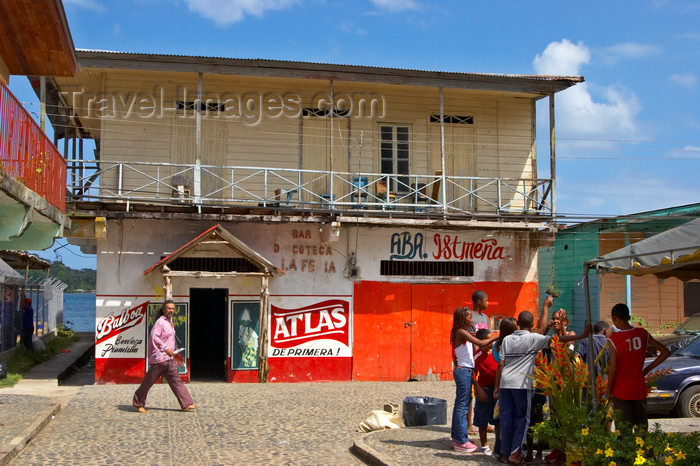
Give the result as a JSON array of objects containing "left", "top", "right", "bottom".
[{"left": 63, "top": 293, "right": 96, "bottom": 332}]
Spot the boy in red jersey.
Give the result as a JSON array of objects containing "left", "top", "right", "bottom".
[{"left": 607, "top": 303, "right": 670, "bottom": 431}]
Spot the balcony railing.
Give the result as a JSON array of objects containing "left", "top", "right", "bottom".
[
  {"left": 67, "top": 159, "right": 553, "bottom": 219},
  {"left": 0, "top": 84, "right": 66, "bottom": 212}
]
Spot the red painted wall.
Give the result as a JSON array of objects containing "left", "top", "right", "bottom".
[
  {"left": 268, "top": 357, "right": 352, "bottom": 382},
  {"left": 96, "top": 357, "right": 190, "bottom": 384},
  {"left": 352, "top": 280, "right": 539, "bottom": 382},
  {"left": 95, "top": 358, "right": 144, "bottom": 384}
]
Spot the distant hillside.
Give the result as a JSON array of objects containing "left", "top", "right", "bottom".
[{"left": 28, "top": 261, "right": 96, "bottom": 293}]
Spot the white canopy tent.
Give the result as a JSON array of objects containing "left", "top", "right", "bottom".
[{"left": 581, "top": 217, "right": 700, "bottom": 406}]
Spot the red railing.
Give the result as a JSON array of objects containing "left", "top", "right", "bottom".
[{"left": 0, "top": 83, "right": 66, "bottom": 212}]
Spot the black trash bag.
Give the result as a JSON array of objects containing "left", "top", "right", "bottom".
[
  {"left": 402, "top": 396, "right": 447, "bottom": 426},
  {"left": 0, "top": 362, "right": 7, "bottom": 380}
]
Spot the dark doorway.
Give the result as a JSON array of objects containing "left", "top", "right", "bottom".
[{"left": 189, "top": 288, "right": 228, "bottom": 381}]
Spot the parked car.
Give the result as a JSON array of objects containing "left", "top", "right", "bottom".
[
  {"left": 646, "top": 334, "right": 700, "bottom": 417},
  {"left": 646, "top": 312, "right": 700, "bottom": 356}
]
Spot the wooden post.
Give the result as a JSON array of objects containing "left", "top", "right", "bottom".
[
  {"left": 164, "top": 275, "right": 172, "bottom": 300},
  {"left": 549, "top": 93, "right": 556, "bottom": 219},
  {"left": 194, "top": 72, "right": 202, "bottom": 205},
  {"left": 439, "top": 87, "right": 447, "bottom": 217},
  {"left": 258, "top": 275, "right": 270, "bottom": 383}
]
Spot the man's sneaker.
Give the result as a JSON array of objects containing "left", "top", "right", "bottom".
[
  {"left": 477, "top": 445, "right": 492, "bottom": 455},
  {"left": 452, "top": 439, "right": 478, "bottom": 453}
]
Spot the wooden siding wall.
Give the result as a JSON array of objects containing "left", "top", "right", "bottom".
[
  {"left": 598, "top": 232, "right": 685, "bottom": 332},
  {"left": 96, "top": 70, "right": 537, "bottom": 202},
  {"left": 539, "top": 228, "right": 600, "bottom": 333}
]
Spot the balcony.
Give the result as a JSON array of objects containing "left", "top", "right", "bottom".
[
  {"left": 66, "top": 159, "right": 553, "bottom": 226},
  {"left": 0, "top": 83, "right": 69, "bottom": 249}
]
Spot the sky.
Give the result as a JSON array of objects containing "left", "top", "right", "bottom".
[{"left": 8, "top": 0, "right": 700, "bottom": 270}]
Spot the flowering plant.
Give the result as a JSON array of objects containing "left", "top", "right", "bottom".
[
  {"left": 577, "top": 418, "right": 700, "bottom": 465},
  {"left": 530, "top": 336, "right": 697, "bottom": 465},
  {"left": 530, "top": 335, "right": 596, "bottom": 458}
]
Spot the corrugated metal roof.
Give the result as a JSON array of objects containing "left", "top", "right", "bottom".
[{"left": 74, "top": 48, "right": 583, "bottom": 89}]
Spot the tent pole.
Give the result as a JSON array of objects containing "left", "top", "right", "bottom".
[{"left": 583, "top": 262, "right": 597, "bottom": 409}]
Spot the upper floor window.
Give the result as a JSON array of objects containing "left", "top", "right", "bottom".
[
  {"left": 302, "top": 107, "right": 349, "bottom": 117},
  {"left": 429, "top": 114, "right": 473, "bottom": 124},
  {"left": 177, "top": 100, "right": 225, "bottom": 113},
  {"left": 380, "top": 125, "right": 410, "bottom": 193}
]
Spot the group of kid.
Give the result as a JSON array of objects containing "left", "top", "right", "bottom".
[{"left": 449, "top": 291, "right": 671, "bottom": 465}]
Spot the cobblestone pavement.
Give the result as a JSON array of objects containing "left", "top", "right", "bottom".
[
  {"left": 357, "top": 424, "right": 499, "bottom": 466},
  {"left": 11, "top": 381, "right": 474, "bottom": 465},
  {"left": 0, "top": 395, "right": 54, "bottom": 447}
]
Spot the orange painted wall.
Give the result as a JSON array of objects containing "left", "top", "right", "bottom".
[{"left": 352, "top": 280, "right": 539, "bottom": 381}]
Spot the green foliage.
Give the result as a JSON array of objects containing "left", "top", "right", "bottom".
[
  {"left": 27, "top": 261, "right": 95, "bottom": 293},
  {"left": 581, "top": 416, "right": 700, "bottom": 465},
  {"left": 56, "top": 321, "right": 77, "bottom": 338},
  {"left": 658, "top": 321, "right": 681, "bottom": 332},
  {"left": 631, "top": 315, "right": 648, "bottom": 328},
  {"left": 533, "top": 403, "right": 700, "bottom": 465},
  {"left": 0, "top": 334, "right": 79, "bottom": 388}
]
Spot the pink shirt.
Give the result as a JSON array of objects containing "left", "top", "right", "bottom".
[{"left": 149, "top": 315, "right": 176, "bottom": 364}]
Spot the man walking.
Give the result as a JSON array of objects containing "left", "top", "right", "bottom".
[{"left": 133, "top": 299, "right": 197, "bottom": 413}]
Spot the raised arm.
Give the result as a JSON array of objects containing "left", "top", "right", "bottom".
[
  {"left": 557, "top": 322, "right": 592, "bottom": 343},
  {"left": 457, "top": 329, "right": 498, "bottom": 348},
  {"left": 533, "top": 295, "right": 554, "bottom": 334}
]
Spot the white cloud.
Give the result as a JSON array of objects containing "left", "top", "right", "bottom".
[
  {"left": 534, "top": 39, "right": 590, "bottom": 76},
  {"left": 534, "top": 39, "right": 642, "bottom": 139},
  {"left": 669, "top": 72, "right": 698, "bottom": 89},
  {"left": 597, "top": 42, "right": 663, "bottom": 65},
  {"left": 183, "top": 0, "right": 298, "bottom": 26},
  {"left": 63, "top": 0, "right": 105, "bottom": 11},
  {"left": 369, "top": 0, "right": 419, "bottom": 12}
]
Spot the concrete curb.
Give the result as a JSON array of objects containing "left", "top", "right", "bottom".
[
  {"left": 0, "top": 403, "right": 61, "bottom": 466},
  {"left": 57, "top": 339, "right": 94, "bottom": 384},
  {"left": 351, "top": 432, "right": 395, "bottom": 466}
]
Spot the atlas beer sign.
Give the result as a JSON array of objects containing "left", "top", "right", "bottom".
[{"left": 270, "top": 299, "right": 351, "bottom": 357}]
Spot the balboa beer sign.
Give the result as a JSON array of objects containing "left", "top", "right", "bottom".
[
  {"left": 95, "top": 301, "right": 149, "bottom": 358},
  {"left": 270, "top": 299, "right": 351, "bottom": 357}
]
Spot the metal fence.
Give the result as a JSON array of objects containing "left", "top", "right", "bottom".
[
  {"left": 0, "top": 83, "right": 67, "bottom": 212},
  {"left": 20, "top": 278, "right": 67, "bottom": 338},
  {"left": 66, "top": 159, "right": 553, "bottom": 217}
]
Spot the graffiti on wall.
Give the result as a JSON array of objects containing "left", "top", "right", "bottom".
[
  {"left": 389, "top": 232, "right": 506, "bottom": 261},
  {"left": 274, "top": 229, "right": 337, "bottom": 273}
]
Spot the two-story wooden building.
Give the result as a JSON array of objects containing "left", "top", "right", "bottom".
[{"left": 43, "top": 50, "right": 582, "bottom": 383}]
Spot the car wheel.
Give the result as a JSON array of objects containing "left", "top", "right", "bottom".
[{"left": 676, "top": 385, "right": 700, "bottom": 418}]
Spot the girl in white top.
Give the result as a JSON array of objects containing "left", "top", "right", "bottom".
[{"left": 450, "top": 307, "right": 497, "bottom": 452}]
